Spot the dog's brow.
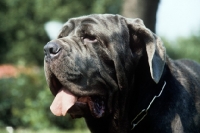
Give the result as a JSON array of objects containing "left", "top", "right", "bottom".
[{"left": 81, "top": 18, "right": 98, "bottom": 25}]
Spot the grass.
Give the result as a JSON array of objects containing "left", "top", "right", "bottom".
[{"left": 0, "top": 128, "right": 90, "bottom": 133}]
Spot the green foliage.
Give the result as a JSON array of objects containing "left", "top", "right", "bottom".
[
  {"left": 0, "top": 0, "right": 122, "bottom": 66},
  {"left": 162, "top": 32, "right": 200, "bottom": 63},
  {"left": 0, "top": 128, "right": 90, "bottom": 133},
  {"left": 0, "top": 68, "right": 87, "bottom": 129},
  {"left": 0, "top": 69, "right": 48, "bottom": 128}
]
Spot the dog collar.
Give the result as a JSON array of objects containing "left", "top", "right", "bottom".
[{"left": 131, "top": 81, "right": 166, "bottom": 130}]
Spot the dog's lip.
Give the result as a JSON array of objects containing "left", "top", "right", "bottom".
[
  {"left": 49, "top": 72, "right": 83, "bottom": 96},
  {"left": 69, "top": 96, "right": 106, "bottom": 118},
  {"left": 50, "top": 74, "right": 63, "bottom": 96}
]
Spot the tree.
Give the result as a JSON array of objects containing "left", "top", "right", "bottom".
[{"left": 122, "top": 0, "right": 160, "bottom": 33}]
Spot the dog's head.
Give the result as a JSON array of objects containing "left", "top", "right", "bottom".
[{"left": 44, "top": 14, "right": 166, "bottom": 119}]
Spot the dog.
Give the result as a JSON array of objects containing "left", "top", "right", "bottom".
[{"left": 44, "top": 14, "right": 200, "bottom": 133}]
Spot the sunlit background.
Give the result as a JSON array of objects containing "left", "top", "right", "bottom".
[
  {"left": 157, "top": 0, "right": 200, "bottom": 40},
  {"left": 0, "top": 0, "right": 199, "bottom": 133}
]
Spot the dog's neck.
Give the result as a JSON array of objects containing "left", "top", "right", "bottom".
[
  {"left": 125, "top": 55, "right": 168, "bottom": 132},
  {"left": 84, "top": 55, "right": 168, "bottom": 133}
]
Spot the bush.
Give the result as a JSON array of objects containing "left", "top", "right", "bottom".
[{"left": 0, "top": 66, "right": 87, "bottom": 130}]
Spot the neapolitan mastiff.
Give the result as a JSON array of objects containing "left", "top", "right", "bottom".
[{"left": 44, "top": 14, "right": 200, "bottom": 133}]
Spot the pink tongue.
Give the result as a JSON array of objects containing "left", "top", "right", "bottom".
[{"left": 50, "top": 88, "right": 77, "bottom": 116}]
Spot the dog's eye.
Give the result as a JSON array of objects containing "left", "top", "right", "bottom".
[{"left": 82, "top": 34, "right": 97, "bottom": 44}]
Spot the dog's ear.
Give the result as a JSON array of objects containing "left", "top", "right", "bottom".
[{"left": 125, "top": 18, "right": 166, "bottom": 83}]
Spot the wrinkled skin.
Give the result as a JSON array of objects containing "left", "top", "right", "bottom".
[{"left": 44, "top": 14, "right": 200, "bottom": 133}]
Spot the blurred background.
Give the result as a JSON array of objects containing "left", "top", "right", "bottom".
[{"left": 0, "top": 0, "right": 199, "bottom": 133}]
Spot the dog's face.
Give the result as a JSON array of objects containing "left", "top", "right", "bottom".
[{"left": 44, "top": 14, "right": 166, "bottom": 119}]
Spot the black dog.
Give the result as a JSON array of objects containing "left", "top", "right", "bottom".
[{"left": 44, "top": 14, "right": 200, "bottom": 133}]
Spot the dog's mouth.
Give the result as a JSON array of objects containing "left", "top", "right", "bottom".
[{"left": 49, "top": 74, "right": 106, "bottom": 119}]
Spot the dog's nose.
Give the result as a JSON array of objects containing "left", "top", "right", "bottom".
[{"left": 44, "top": 42, "right": 61, "bottom": 58}]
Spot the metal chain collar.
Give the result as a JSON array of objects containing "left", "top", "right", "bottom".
[{"left": 131, "top": 81, "right": 167, "bottom": 130}]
